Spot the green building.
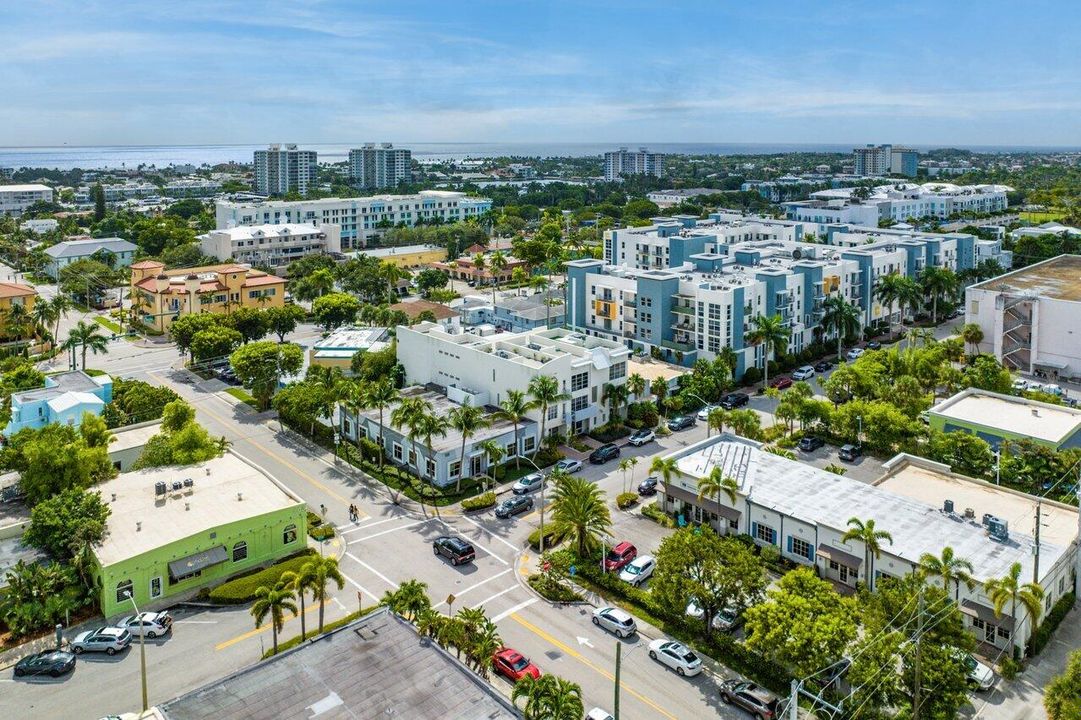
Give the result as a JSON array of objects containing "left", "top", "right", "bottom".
[
  {"left": 90, "top": 453, "right": 307, "bottom": 618},
  {"left": 927, "top": 388, "right": 1081, "bottom": 451}
]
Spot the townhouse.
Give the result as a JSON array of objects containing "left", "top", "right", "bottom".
[{"left": 197, "top": 223, "right": 341, "bottom": 271}]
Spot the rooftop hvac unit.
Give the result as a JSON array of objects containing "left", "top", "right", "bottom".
[
  {"left": 154, "top": 481, "right": 167, "bottom": 496},
  {"left": 981, "top": 513, "right": 997, "bottom": 528},
  {"left": 987, "top": 518, "right": 1009, "bottom": 542},
  {"left": 171, "top": 481, "right": 183, "bottom": 492},
  {"left": 943, "top": 499, "right": 954, "bottom": 514},
  {"left": 183, "top": 478, "right": 194, "bottom": 489},
  {"left": 964, "top": 507, "right": 975, "bottom": 520}
]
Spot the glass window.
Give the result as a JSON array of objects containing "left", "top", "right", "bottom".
[
  {"left": 232, "top": 541, "right": 248, "bottom": 562},
  {"left": 408, "top": 449, "right": 417, "bottom": 466},
  {"left": 150, "top": 577, "right": 162, "bottom": 599},
  {"left": 791, "top": 537, "right": 812, "bottom": 559},
  {"left": 572, "top": 396, "right": 589, "bottom": 412},
  {"left": 116, "top": 579, "right": 133, "bottom": 604},
  {"left": 609, "top": 362, "right": 626, "bottom": 380},
  {"left": 997, "top": 626, "right": 1011, "bottom": 640},
  {"left": 393, "top": 443, "right": 403, "bottom": 460},
  {"left": 571, "top": 372, "right": 589, "bottom": 392},
  {"left": 523, "top": 437, "right": 536, "bottom": 453},
  {"left": 449, "top": 461, "right": 461, "bottom": 478},
  {"left": 547, "top": 406, "right": 558, "bottom": 420},
  {"left": 754, "top": 523, "right": 776, "bottom": 545},
  {"left": 283, "top": 524, "right": 297, "bottom": 544}
]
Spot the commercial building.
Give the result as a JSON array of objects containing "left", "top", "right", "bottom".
[
  {"left": 349, "top": 143, "right": 412, "bottom": 189},
  {"left": 74, "top": 180, "right": 222, "bottom": 203},
  {"left": 432, "top": 252, "right": 528, "bottom": 284},
  {"left": 253, "top": 144, "right": 318, "bottom": 196},
  {"left": 603, "top": 147, "right": 665, "bottom": 182},
  {"left": 853, "top": 144, "right": 919, "bottom": 177},
  {"left": 215, "top": 191, "right": 492, "bottom": 250},
  {"left": 197, "top": 223, "right": 341, "bottom": 270},
  {"left": 397, "top": 325, "right": 630, "bottom": 438},
  {"left": 966, "top": 254, "right": 1081, "bottom": 378},
  {"left": 43, "top": 237, "right": 138, "bottom": 279},
  {"left": 0, "top": 184, "right": 54, "bottom": 215},
  {"left": 156, "top": 609, "right": 520, "bottom": 720},
  {"left": 129, "top": 261, "right": 286, "bottom": 333},
  {"left": 90, "top": 453, "right": 307, "bottom": 617},
  {"left": 4, "top": 370, "right": 112, "bottom": 435},
  {"left": 785, "top": 183, "right": 1010, "bottom": 227},
  {"left": 309, "top": 326, "right": 391, "bottom": 374},
  {"left": 646, "top": 188, "right": 718, "bottom": 208},
  {"left": 657, "top": 434, "right": 1078, "bottom": 655},
  {"left": 353, "top": 243, "right": 447, "bottom": 268},
  {"left": 928, "top": 388, "right": 1081, "bottom": 451},
  {"left": 891, "top": 148, "right": 919, "bottom": 177}
]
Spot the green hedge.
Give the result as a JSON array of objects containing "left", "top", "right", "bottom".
[
  {"left": 208, "top": 549, "right": 317, "bottom": 604},
  {"left": 528, "top": 525, "right": 565, "bottom": 552},
  {"left": 1030, "top": 592, "right": 1074, "bottom": 657},
  {"left": 262, "top": 605, "right": 381, "bottom": 658},
  {"left": 309, "top": 524, "right": 335, "bottom": 541},
  {"left": 641, "top": 502, "right": 675, "bottom": 527},
  {"left": 527, "top": 574, "right": 583, "bottom": 603},
  {"left": 588, "top": 423, "right": 631, "bottom": 443},
  {"left": 461, "top": 492, "right": 496, "bottom": 511},
  {"left": 616, "top": 492, "right": 638, "bottom": 509}
]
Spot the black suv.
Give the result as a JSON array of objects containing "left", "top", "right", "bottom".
[
  {"left": 719, "top": 392, "right": 750, "bottom": 410},
  {"left": 494, "top": 495, "right": 534, "bottom": 519},
  {"left": 813, "top": 359, "right": 834, "bottom": 373},
  {"left": 432, "top": 536, "right": 476, "bottom": 566},
  {"left": 719, "top": 680, "right": 780, "bottom": 718},
  {"left": 839, "top": 444, "right": 863, "bottom": 462},
  {"left": 798, "top": 435, "right": 825, "bottom": 452},
  {"left": 589, "top": 443, "right": 621, "bottom": 464},
  {"left": 667, "top": 415, "right": 695, "bottom": 431}
]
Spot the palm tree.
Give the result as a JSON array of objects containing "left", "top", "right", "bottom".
[
  {"left": 919, "top": 546, "right": 975, "bottom": 600},
  {"left": 745, "top": 314, "right": 790, "bottom": 388},
  {"left": 447, "top": 404, "right": 491, "bottom": 492},
  {"left": 874, "top": 273, "right": 904, "bottom": 337},
  {"left": 707, "top": 407, "right": 731, "bottom": 438},
  {"left": 4, "top": 302, "right": 31, "bottom": 340},
  {"left": 415, "top": 606, "right": 444, "bottom": 640},
  {"left": 527, "top": 375, "right": 568, "bottom": 453},
  {"left": 478, "top": 439, "right": 505, "bottom": 489},
  {"left": 64, "top": 319, "right": 109, "bottom": 369},
  {"left": 550, "top": 474, "right": 612, "bottom": 558},
  {"left": 279, "top": 565, "right": 316, "bottom": 641},
  {"left": 468, "top": 620, "right": 503, "bottom": 678},
  {"left": 962, "top": 322, "right": 984, "bottom": 356},
  {"left": 601, "top": 382, "right": 628, "bottom": 423},
  {"left": 984, "top": 562, "right": 1045, "bottom": 647},
  {"left": 471, "top": 253, "right": 487, "bottom": 290},
  {"left": 512, "top": 674, "right": 585, "bottom": 720},
  {"left": 49, "top": 294, "right": 72, "bottom": 344},
  {"left": 488, "top": 250, "right": 509, "bottom": 304},
  {"left": 415, "top": 411, "right": 450, "bottom": 488},
  {"left": 625, "top": 372, "right": 647, "bottom": 402},
  {"left": 305, "top": 556, "right": 345, "bottom": 633},
  {"left": 511, "top": 266, "right": 528, "bottom": 295},
  {"left": 379, "top": 262, "right": 410, "bottom": 304},
  {"left": 920, "top": 266, "right": 959, "bottom": 324},
  {"left": 302, "top": 267, "right": 336, "bottom": 300},
  {"left": 649, "top": 456, "right": 680, "bottom": 491},
  {"left": 894, "top": 276, "right": 923, "bottom": 333},
  {"left": 841, "top": 517, "right": 894, "bottom": 591},
  {"left": 820, "top": 295, "right": 862, "bottom": 358},
  {"left": 30, "top": 300, "right": 55, "bottom": 341},
  {"left": 696, "top": 467, "right": 738, "bottom": 532},
  {"left": 497, "top": 390, "right": 532, "bottom": 470},
  {"left": 618, "top": 458, "right": 634, "bottom": 494},
  {"left": 251, "top": 582, "right": 298, "bottom": 656},
  {"left": 363, "top": 379, "right": 399, "bottom": 468},
  {"left": 382, "top": 578, "right": 430, "bottom": 622}
]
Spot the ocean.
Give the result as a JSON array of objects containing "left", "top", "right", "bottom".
[{"left": 0, "top": 142, "right": 1077, "bottom": 171}]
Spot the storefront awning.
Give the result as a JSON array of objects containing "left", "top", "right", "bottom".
[
  {"left": 168, "top": 545, "right": 228, "bottom": 579},
  {"left": 1034, "top": 358, "right": 1069, "bottom": 370},
  {"left": 816, "top": 543, "right": 863, "bottom": 568},
  {"left": 960, "top": 599, "right": 1014, "bottom": 630},
  {"left": 665, "top": 484, "right": 742, "bottom": 522}
]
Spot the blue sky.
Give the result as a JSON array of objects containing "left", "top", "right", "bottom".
[{"left": 3, "top": 0, "right": 1080, "bottom": 146}]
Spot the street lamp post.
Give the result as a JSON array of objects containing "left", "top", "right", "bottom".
[
  {"left": 994, "top": 449, "right": 1001, "bottom": 485},
  {"left": 857, "top": 415, "right": 863, "bottom": 448},
  {"left": 123, "top": 591, "right": 149, "bottom": 713}
]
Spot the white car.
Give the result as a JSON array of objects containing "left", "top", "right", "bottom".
[
  {"left": 696, "top": 405, "right": 715, "bottom": 421},
  {"left": 585, "top": 709, "right": 615, "bottom": 720},
  {"left": 592, "top": 606, "right": 637, "bottom": 638},
  {"left": 648, "top": 639, "right": 703, "bottom": 677},
  {"left": 963, "top": 652, "right": 995, "bottom": 691},
  {"left": 846, "top": 348, "right": 865, "bottom": 361},
  {"left": 554, "top": 459, "right": 582, "bottom": 474},
  {"left": 512, "top": 473, "right": 545, "bottom": 495},
  {"left": 618, "top": 554, "right": 655, "bottom": 586},
  {"left": 685, "top": 599, "right": 740, "bottom": 632},
  {"left": 627, "top": 428, "right": 655, "bottom": 446},
  {"left": 1011, "top": 378, "right": 1030, "bottom": 392},
  {"left": 792, "top": 365, "right": 815, "bottom": 381},
  {"left": 116, "top": 611, "right": 173, "bottom": 639}
]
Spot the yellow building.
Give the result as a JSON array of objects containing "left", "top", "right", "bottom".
[
  {"left": 0, "top": 282, "right": 38, "bottom": 340},
  {"left": 129, "top": 261, "right": 286, "bottom": 333},
  {"left": 356, "top": 244, "right": 447, "bottom": 269}
]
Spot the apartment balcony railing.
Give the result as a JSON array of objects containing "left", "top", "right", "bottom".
[
  {"left": 671, "top": 305, "right": 695, "bottom": 316},
  {"left": 661, "top": 338, "right": 696, "bottom": 353}
]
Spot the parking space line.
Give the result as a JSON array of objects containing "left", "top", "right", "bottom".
[
  {"left": 471, "top": 585, "right": 518, "bottom": 609},
  {"left": 215, "top": 603, "right": 321, "bottom": 651},
  {"left": 437, "top": 569, "right": 512, "bottom": 607},
  {"left": 456, "top": 514, "right": 521, "bottom": 553},
  {"left": 491, "top": 598, "right": 537, "bottom": 623},
  {"left": 346, "top": 552, "right": 401, "bottom": 591},
  {"left": 341, "top": 572, "right": 380, "bottom": 603},
  {"left": 347, "top": 518, "right": 434, "bottom": 544}
]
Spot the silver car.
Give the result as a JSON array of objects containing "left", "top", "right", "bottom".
[
  {"left": 71, "top": 626, "right": 131, "bottom": 655},
  {"left": 592, "top": 606, "right": 637, "bottom": 638},
  {"left": 512, "top": 473, "right": 545, "bottom": 495}
]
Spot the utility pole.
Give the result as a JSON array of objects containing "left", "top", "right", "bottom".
[
  {"left": 613, "top": 641, "right": 621, "bottom": 720},
  {"left": 913, "top": 588, "right": 924, "bottom": 720},
  {"left": 789, "top": 679, "right": 799, "bottom": 720},
  {"left": 1033, "top": 500, "right": 1042, "bottom": 585}
]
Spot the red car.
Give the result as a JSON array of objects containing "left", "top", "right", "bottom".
[
  {"left": 604, "top": 541, "right": 638, "bottom": 572},
  {"left": 493, "top": 648, "right": 541, "bottom": 682},
  {"left": 768, "top": 376, "right": 793, "bottom": 390}
]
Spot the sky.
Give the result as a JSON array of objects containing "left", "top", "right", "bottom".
[{"left": 3, "top": 0, "right": 1080, "bottom": 147}]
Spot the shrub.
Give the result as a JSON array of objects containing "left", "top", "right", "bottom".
[
  {"left": 527, "top": 574, "right": 583, "bottom": 603},
  {"left": 1029, "top": 592, "right": 1074, "bottom": 656},
  {"left": 309, "top": 524, "right": 335, "bottom": 541},
  {"left": 759, "top": 424, "right": 787, "bottom": 443},
  {"left": 358, "top": 438, "right": 383, "bottom": 464},
  {"left": 263, "top": 606, "right": 380, "bottom": 658},
  {"left": 998, "top": 656, "right": 1023, "bottom": 680},
  {"left": 532, "top": 447, "right": 564, "bottom": 469},
  {"left": 461, "top": 492, "right": 496, "bottom": 511},
  {"left": 588, "top": 423, "right": 631, "bottom": 443},
  {"left": 208, "top": 549, "right": 317, "bottom": 604},
  {"left": 741, "top": 367, "right": 763, "bottom": 385},
  {"left": 774, "top": 436, "right": 797, "bottom": 449},
  {"left": 625, "top": 401, "right": 659, "bottom": 429},
  {"left": 823, "top": 463, "right": 847, "bottom": 476},
  {"left": 760, "top": 544, "right": 781, "bottom": 566},
  {"left": 307, "top": 510, "right": 324, "bottom": 527},
  {"left": 641, "top": 502, "right": 675, "bottom": 527},
  {"left": 568, "top": 436, "right": 591, "bottom": 452},
  {"left": 528, "top": 525, "right": 565, "bottom": 551},
  {"left": 616, "top": 492, "right": 638, "bottom": 510}
]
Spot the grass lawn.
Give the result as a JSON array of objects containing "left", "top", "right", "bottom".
[
  {"left": 225, "top": 387, "right": 259, "bottom": 408},
  {"left": 93, "top": 316, "right": 122, "bottom": 334},
  {"left": 1019, "top": 210, "right": 1068, "bottom": 223}
]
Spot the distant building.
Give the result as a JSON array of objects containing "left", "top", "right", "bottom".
[
  {"left": 0, "top": 184, "right": 53, "bottom": 215},
  {"left": 456, "top": 288, "right": 566, "bottom": 332},
  {"left": 253, "top": 144, "right": 318, "bottom": 196},
  {"left": 5, "top": 370, "right": 112, "bottom": 435},
  {"left": 928, "top": 388, "right": 1081, "bottom": 451},
  {"left": 348, "top": 143, "right": 412, "bottom": 189},
  {"left": 507, "top": 163, "right": 535, "bottom": 179},
  {"left": 309, "top": 326, "right": 392, "bottom": 374},
  {"left": 890, "top": 148, "right": 919, "bottom": 177},
  {"left": 43, "top": 237, "right": 138, "bottom": 279},
  {"left": 353, "top": 243, "right": 447, "bottom": 268},
  {"left": 432, "top": 252, "right": 528, "bottom": 285},
  {"left": 853, "top": 144, "right": 919, "bottom": 178},
  {"left": 197, "top": 223, "right": 341, "bottom": 271},
  {"left": 19, "top": 218, "right": 58, "bottom": 235},
  {"left": 786, "top": 182, "right": 1010, "bottom": 226},
  {"left": 603, "top": 147, "right": 665, "bottom": 182},
  {"left": 646, "top": 188, "right": 717, "bottom": 208},
  {"left": 1009, "top": 222, "right": 1081, "bottom": 243}
]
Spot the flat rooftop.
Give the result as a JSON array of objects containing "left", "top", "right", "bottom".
[
  {"left": 972, "top": 254, "right": 1081, "bottom": 302},
  {"left": 108, "top": 421, "right": 164, "bottom": 454},
  {"left": 929, "top": 389, "right": 1081, "bottom": 444},
  {"left": 312, "top": 326, "right": 391, "bottom": 359},
  {"left": 93, "top": 454, "right": 301, "bottom": 566},
  {"left": 158, "top": 609, "right": 520, "bottom": 720},
  {"left": 13, "top": 370, "right": 107, "bottom": 404},
  {"left": 355, "top": 244, "right": 443, "bottom": 258},
  {"left": 628, "top": 357, "right": 684, "bottom": 385}
]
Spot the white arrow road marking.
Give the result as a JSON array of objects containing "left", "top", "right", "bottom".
[{"left": 576, "top": 636, "right": 594, "bottom": 648}]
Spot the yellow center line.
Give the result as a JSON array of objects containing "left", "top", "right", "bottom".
[
  {"left": 509, "top": 613, "right": 678, "bottom": 720},
  {"left": 215, "top": 602, "right": 323, "bottom": 651}
]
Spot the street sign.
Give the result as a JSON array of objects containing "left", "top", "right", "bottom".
[{"left": 446, "top": 593, "right": 456, "bottom": 607}]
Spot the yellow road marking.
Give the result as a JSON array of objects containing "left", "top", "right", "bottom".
[
  {"left": 518, "top": 553, "right": 532, "bottom": 577},
  {"left": 215, "top": 603, "right": 322, "bottom": 651},
  {"left": 509, "top": 613, "right": 678, "bottom": 720}
]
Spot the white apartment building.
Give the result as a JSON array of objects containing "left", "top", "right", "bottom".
[
  {"left": 215, "top": 190, "right": 493, "bottom": 250},
  {"left": 198, "top": 223, "right": 342, "bottom": 270},
  {"left": 646, "top": 188, "right": 717, "bottom": 208},
  {"left": 396, "top": 324, "right": 631, "bottom": 437},
  {"left": 19, "top": 218, "right": 59, "bottom": 234},
  {"left": 349, "top": 144, "right": 412, "bottom": 189},
  {"left": 603, "top": 147, "right": 665, "bottom": 182},
  {"left": 790, "top": 183, "right": 1010, "bottom": 225},
  {"left": 253, "top": 144, "right": 318, "bottom": 196},
  {"left": 0, "top": 184, "right": 53, "bottom": 215},
  {"left": 74, "top": 179, "right": 222, "bottom": 203}
]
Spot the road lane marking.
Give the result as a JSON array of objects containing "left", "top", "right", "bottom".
[
  {"left": 215, "top": 603, "right": 321, "bottom": 650},
  {"left": 346, "top": 553, "right": 401, "bottom": 591},
  {"left": 437, "top": 569, "right": 512, "bottom": 606},
  {"left": 508, "top": 612, "right": 678, "bottom": 720},
  {"left": 342, "top": 572, "right": 381, "bottom": 603},
  {"left": 339, "top": 516, "right": 403, "bottom": 535},
  {"left": 347, "top": 519, "right": 434, "bottom": 543},
  {"left": 491, "top": 598, "right": 537, "bottom": 623},
  {"left": 457, "top": 515, "right": 521, "bottom": 553},
  {"left": 471, "top": 585, "right": 518, "bottom": 609}
]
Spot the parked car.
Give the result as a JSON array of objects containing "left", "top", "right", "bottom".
[
  {"left": 1011, "top": 378, "right": 1030, "bottom": 392},
  {"left": 720, "top": 392, "right": 750, "bottom": 410},
  {"left": 618, "top": 554, "right": 655, "bottom": 586},
  {"left": 432, "top": 536, "right": 476, "bottom": 566},
  {"left": 604, "top": 541, "right": 638, "bottom": 572},
  {"left": 637, "top": 477, "right": 659, "bottom": 496},
  {"left": 512, "top": 473, "right": 545, "bottom": 495},
  {"left": 838, "top": 444, "right": 863, "bottom": 462},
  {"left": 948, "top": 307, "right": 964, "bottom": 319},
  {"left": 792, "top": 365, "right": 815, "bottom": 381},
  {"left": 492, "top": 648, "right": 540, "bottom": 682},
  {"left": 589, "top": 443, "right": 621, "bottom": 464},
  {"left": 866, "top": 340, "right": 882, "bottom": 350},
  {"left": 962, "top": 652, "right": 995, "bottom": 691},
  {"left": 13, "top": 649, "right": 76, "bottom": 678},
  {"left": 554, "top": 459, "right": 582, "bottom": 474},
  {"left": 768, "top": 376, "right": 793, "bottom": 390},
  {"left": 798, "top": 435, "right": 825, "bottom": 452},
  {"left": 719, "top": 680, "right": 780, "bottom": 718},
  {"left": 116, "top": 611, "right": 172, "bottom": 639},
  {"left": 495, "top": 495, "right": 534, "bottom": 519},
  {"left": 846, "top": 347, "right": 865, "bottom": 361},
  {"left": 585, "top": 709, "right": 615, "bottom": 720},
  {"left": 648, "top": 639, "right": 702, "bottom": 677},
  {"left": 685, "top": 600, "right": 741, "bottom": 632},
  {"left": 627, "top": 428, "right": 655, "bottom": 446},
  {"left": 592, "top": 606, "right": 637, "bottom": 638},
  {"left": 813, "top": 359, "right": 834, "bottom": 373},
  {"left": 667, "top": 415, "right": 695, "bottom": 431},
  {"left": 71, "top": 626, "right": 131, "bottom": 655},
  {"left": 696, "top": 405, "right": 716, "bottom": 421}
]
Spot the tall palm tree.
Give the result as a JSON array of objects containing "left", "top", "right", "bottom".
[
  {"left": 841, "top": 517, "right": 894, "bottom": 591},
  {"left": 251, "top": 582, "right": 298, "bottom": 656},
  {"left": 302, "top": 267, "right": 336, "bottom": 300},
  {"left": 962, "top": 323, "right": 984, "bottom": 356},
  {"left": 279, "top": 565, "right": 316, "bottom": 641},
  {"left": 497, "top": 389, "right": 533, "bottom": 470},
  {"left": 919, "top": 546, "right": 975, "bottom": 601},
  {"left": 382, "top": 578, "right": 430, "bottom": 622},
  {"left": 527, "top": 374, "right": 568, "bottom": 453},
  {"left": 601, "top": 382, "right": 628, "bottom": 423},
  {"left": 305, "top": 555, "right": 345, "bottom": 633},
  {"left": 488, "top": 250, "right": 509, "bottom": 304},
  {"left": 511, "top": 266, "right": 528, "bottom": 295},
  {"left": 363, "top": 379, "right": 399, "bottom": 468},
  {"left": 984, "top": 561, "right": 1045, "bottom": 646},
  {"left": 874, "top": 273, "right": 904, "bottom": 337},
  {"left": 64, "top": 319, "right": 109, "bottom": 369},
  {"left": 745, "top": 314, "right": 790, "bottom": 388},
  {"left": 550, "top": 474, "right": 612, "bottom": 558},
  {"left": 649, "top": 456, "right": 680, "bottom": 490},
  {"left": 478, "top": 439, "right": 505, "bottom": 489},
  {"left": 4, "top": 302, "right": 31, "bottom": 340},
  {"left": 512, "top": 674, "right": 585, "bottom": 720},
  {"left": 894, "top": 276, "right": 923, "bottom": 333},
  {"left": 30, "top": 300, "right": 55, "bottom": 341},
  {"left": 618, "top": 458, "right": 635, "bottom": 494},
  {"left": 379, "top": 262, "right": 410, "bottom": 304},
  {"left": 49, "top": 294, "right": 72, "bottom": 344},
  {"left": 919, "top": 266, "right": 959, "bottom": 324},
  {"left": 447, "top": 404, "right": 491, "bottom": 492},
  {"left": 820, "top": 295, "right": 862, "bottom": 358},
  {"left": 415, "top": 411, "right": 450, "bottom": 487},
  {"left": 696, "top": 467, "right": 738, "bottom": 532},
  {"left": 471, "top": 253, "right": 487, "bottom": 290},
  {"left": 625, "top": 372, "right": 647, "bottom": 402}
]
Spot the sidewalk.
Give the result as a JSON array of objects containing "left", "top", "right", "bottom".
[{"left": 0, "top": 614, "right": 105, "bottom": 671}]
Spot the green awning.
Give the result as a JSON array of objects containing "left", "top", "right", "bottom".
[{"left": 168, "top": 545, "right": 228, "bottom": 579}]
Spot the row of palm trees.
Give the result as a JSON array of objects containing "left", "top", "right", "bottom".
[
  {"left": 0, "top": 294, "right": 112, "bottom": 370},
  {"left": 249, "top": 555, "right": 345, "bottom": 655}
]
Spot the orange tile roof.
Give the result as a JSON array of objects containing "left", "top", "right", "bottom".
[
  {"left": 0, "top": 283, "right": 37, "bottom": 299},
  {"left": 242, "top": 275, "right": 286, "bottom": 287},
  {"left": 130, "top": 260, "right": 165, "bottom": 269}
]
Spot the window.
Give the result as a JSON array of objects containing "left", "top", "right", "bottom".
[
  {"left": 523, "top": 437, "right": 536, "bottom": 453},
  {"left": 408, "top": 448, "right": 417, "bottom": 466},
  {"left": 609, "top": 362, "right": 626, "bottom": 380},
  {"left": 283, "top": 524, "right": 297, "bottom": 544},
  {"left": 790, "top": 537, "right": 813, "bottom": 560},
  {"left": 548, "top": 405, "right": 558, "bottom": 420},
  {"left": 997, "top": 626, "right": 1011, "bottom": 641},
  {"left": 150, "top": 577, "right": 162, "bottom": 599},
  {"left": 232, "top": 541, "right": 248, "bottom": 562},
  {"left": 571, "top": 372, "right": 589, "bottom": 392},
  {"left": 972, "top": 617, "right": 985, "bottom": 630},
  {"left": 572, "top": 396, "right": 589, "bottom": 412},
  {"left": 448, "top": 461, "right": 461, "bottom": 478},
  {"left": 506, "top": 442, "right": 516, "bottom": 458},
  {"left": 116, "top": 579, "right": 133, "bottom": 604},
  {"left": 426, "top": 458, "right": 436, "bottom": 477},
  {"left": 393, "top": 443, "right": 403, "bottom": 461},
  {"left": 728, "top": 518, "right": 739, "bottom": 530},
  {"left": 753, "top": 522, "right": 777, "bottom": 545},
  {"left": 1060, "top": 577, "right": 1066, "bottom": 594}
]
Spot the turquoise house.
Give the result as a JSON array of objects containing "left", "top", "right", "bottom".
[{"left": 5, "top": 371, "right": 113, "bottom": 435}]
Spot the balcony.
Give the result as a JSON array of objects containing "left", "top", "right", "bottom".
[
  {"left": 661, "top": 339, "right": 696, "bottom": 353},
  {"left": 671, "top": 304, "right": 695, "bottom": 315}
]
